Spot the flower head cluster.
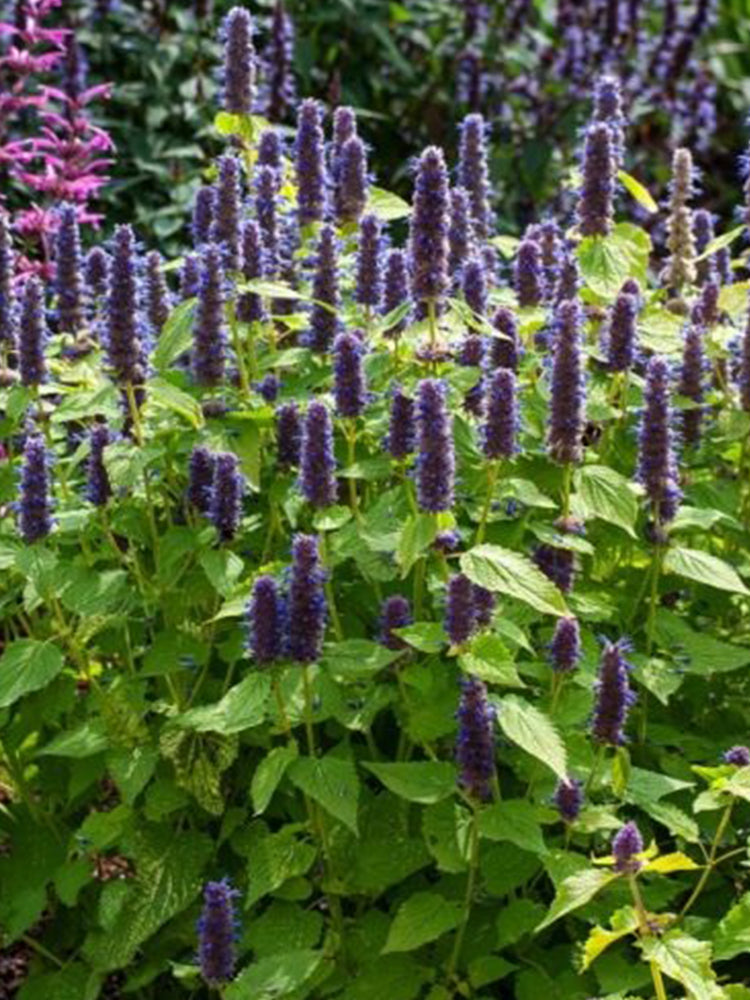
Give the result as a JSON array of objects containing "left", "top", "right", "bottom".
[
  {"left": 144, "top": 251, "right": 172, "bottom": 336},
  {"left": 276, "top": 402, "right": 302, "bottom": 468},
  {"left": 489, "top": 307, "right": 521, "bottom": 371},
  {"left": 333, "top": 331, "right": 367, "bottom": 418},
  {"left": 445, "top": 573, "right": 476, "bottom": 646},
  {"left": 18, "top": 432, "right": 54, "bottom": 543},
  {"left": 300, "top": 401, "right": 337, "bottom": 507},
  {"left": 578, "top": 123, "right": 615, "bottom": 238},
  {"left": 591, "top": 639, "right": 636, "bottom": 746},
  {"left": 192, "top": 244, "right": 226, "bottom": 387},
  {"left": 409, "top": 147, "right": 450, "bottom": 308},
  {"left": 549, "top": 616, "right": 581, "bottom": 673},
  {"left": 188, "top": 446, "right": 216, "bottom": 515},
  {"left": 382, "top": 249, "right": 410, "bottom": 337},
  {"left": 86, "top": 423, "right": 111, "bottom": 506},
  {"left": 212, "top": 155, "right": 242, "bottom": 273},
  {"left": 105, "top": 225, "right": 144, "bottom": 386},
  {"left": 548, "top": 299, "right": 585, "bottom": 465},
  {"left": 612, "top": 821, "right": 644, "bottom": 873},
  {"left": 356, "top": 214, "right": 382, "bottom": 309},
  {"left": 295, "top": 99, "right": 327, "bottom": 227},
  {"left": 19, "top": 275, "right": 47, "bottom": 386},
  {"left": 607, "top": 291, "right": 638, "bottom": 372},
  {"left": 287, "top": 534, "right": 327, "bottom": 663},
  {"left": 335, "top": 136, "right": 369, "bottom": 226},
  {"left": 222, "top": 7, "right": 256, "bottom": 115},
  {"left": 55, "top": 203, "right": 83, "bottom": 333},
  {"left": 553, "top": 778, "right": 584, "bottom": 823},
  {"left": 247, "top": 576, "right": 286, "bottom": 665},
  {"left": 637, "top": 356, "right": 682, "bottom": 523},
  {"left": 197, "top": 879, "right": 239, "bottom": 987},
  {"left": 308, "top": 225, "right": 339, "bottom": 352},
  {"left": 724, "top": 746, "right": 750, "bottom": 767},
  {"left": 678, "top": 322, "right": 705, "bottom": 447},
  {"left": 448, "top": 187, "right": 473, "bottom": 283},
  {"left": 482, "top": 369, "right": 517, "bottom": 460},
  {"left": 416, "top": 379, "right": 455, "bottom": 512},
  {"left": 662, "top": 147, "right": 697, "bottom": 290},
  {"left": 264, "top": 1, "right": 296, "bottom": 122},
  {"left": 514, "top": 239, "right": 544, "bottom": 308},
  {"left": 0, "top": 214, "right": 16, "bottom": 347},
  {"left": 209, "top": 453, "right": 244, "bottom": 542},
  {"left": 456, "top": 677, "right": 496, "bottom": 802},
  {"left": 457, "top": 113, "right": 493, "bottom": 239},
  {"left": 379, "top": 595, "right": 412, "bottom": 650},
  {"left": 386, "top": 387, "right": 415, "bottom": 459}
]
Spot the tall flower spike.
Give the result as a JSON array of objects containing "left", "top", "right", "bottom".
[
  {"left": 19, "top": 434, "right": 53, "bottom": 543},
  {"left": 462, "top": 257, "right": 487, "bottom": 318},
  {"left": 593, "top": 75, "right": 625, "bottom": 168},
  {"left": 287, "top": 534, "right": 327, "bottom": 663},
  {"left": 456, "top": 677, "right": 496, "bottom": 802},
  {"left": 677, "top": 322, "right": 705, "bottom": 447},
  {"left": 209, "top": 452, "right": 244, "bottom": 542},
  {"left": 607, "top": 291, "right": 638, "bottom": 372},
  {"left": 144, "top": 251, "right": 172, "bottom": 336},
  {"left": 85, "top": 246, "right": 109, "bottom": 305},
  {"left": 448, "top": 187, "right": 474, "bottom": 284},
  {"left": 333, "top": 331, "right": 367, "bottom": 418},
  {"left": 257, "top": 129, "right": 283, "bottom": 173},
  {"left": 457, "top": 113, "right": 493, "bottom": 239},
  {"left": 192, "top": 186, "right": 216, "bottom": 247},
  {"left": 192, "top": 244, "right": 226, "bottom": 387},
  {"left": 416, "top": 379, "right": 455, "bottom": 512},
  {"left": 330, "top": 106, "right": 357, "bottom": 183},
  {"left": 534, "top": 541, "right": 576, "bottom": 594},
  {"left": 553, "top": 778, "right": 583, "bottom": 823},
  {"left": 0, "top": 213, "right": 16, "bottom": 348},
  {"left": 19, "top": 276, "right": 47, "bottom": 386},
  {"left": 105, "top": 225, "right": 144, "bottom": 386},
  {"left": 693, "top": 209, "right": 716, "bottom": 285},
  {"left": 212, "top": 155, "right": 242, "bottom": 273},
  {"left": 335, "top": 136, "right": 369, "bottom": 226},
  {"left": 538, "top": 220, "right": 562, "bottom": 301},
  {"left": 256, "top": 166, "right": 279, "bottom": 272},
  {"left": 741, "top": 294, "right": 750, "bottom": 412},
  {"left": 445, "top": 573, "right": 476, "bottom": 646},
  {"left": 612, "top": 821, "right": 643, "bottom": 873},
  {"left": 276, "top": 402, "right": 302, "bottom": 468},
  {"left": 222, "top": 7, "right": 256, "bottom": 115},
  {"left": 55, "top": 204, "right": 83, "bottom": 334},
  {"left": 180, "top": 254, "right": 201, "bottom": 301},
  {"left": 382, "top": 248, "right": 410, "bottom": 337},
  {"left": 488, "top": 306, "right": 521, "bottom": 371},
  {"left": 197, "top": 879, "right": 239, "bottom": 987},
  {"left": 409, "top": 147, "right": 450, "bottom": 311},
  {"left": 548, "top": 299, "right": 586, "bottom": 465},
  {"left": 187, "top": 445, "right": 216, "bottom": 515},
  {"left": 514, "top": 239, "right": 544, "bottom": 308},
  {"left": 482, "top": 368, "right": 517, "bottom": 460},
  {"left": 247, "top": 575, "right": 285, "bottom": 665},
  {"left": 356, "top": 213, "right": 382, "bottom": 310},
  {"left": 265, "top": 1, "right": 296, "bottom": 122},
  {"left": 557, "top": 255, "right": 580, "bottom": 303},
  {"left": 578, "top": 123, "right": 615, "bottom": 238},
  {"left": 386, "top": 387, "right": 415, "bottom": 459},
  {"left": 295, "top": 99, "right": 328, "bottom": 228},
  {"left": 663, "top": 147, "right": 697, "bottom": 291},
  {"left": 237, "top": 220, "right": 265, "bottom": 324},
  {"left": 300, "top": 401, "right": 337, "bottom": 507},
  {"left": 86, "top": 424, "right": 111, "bottom": 507},
  {"left": 308, "top": 224, "right": 339, "bottom": 352},
  {"left": 591, "top": 639, "right": 636, "bottom": 746},
  {"left": 637, "top": 356, "right": 681, "bottom": 523},
  {"left": 473, "top": 585, "right": 495, "bottom": 628},
  {"left": 549, "top": 616, "right": 581, "bottom": 672},
  {"left": 379, "top": 594, "right": 412, "bottom": 650}
]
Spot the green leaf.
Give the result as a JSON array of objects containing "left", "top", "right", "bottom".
[
  {"left": 322, "top": 640, "right": 401, "bottom": 680},
  {"left": 643, "top": 851, "right": 699, "bottom": 874},
  {"left": 397, "top": 513, "right": 439, "bottom": 575},
  {"left": 251, "top": 745, "right": 299, "bottom": 815},
  {"left": 199, "top": 549, "right": 244, "bottom": 597},
  {"left": 392, "top": 622, "right": 446, "bottom": 653},
  {"left": 581, "top": 907, "right": 639, "bottom": 970},
  {"left": 575, "top": 465, "right": 638, "bottom": 537},
  {"left": 366, "top": 186, "right": 412, "bottom": 222},
  {"left": 663, "top": 547, "right": 750, "bottom": 595},
  {"left": 239, "top": 278, "right": 305, "bottom": 301},
  {"left": 461, "top": 545, "right": 568, "bottom": 617},
  {"left": 151, "top": 298, "right": 195, "bottom": 370},
  {"left": 498, "top": 696, "right": 568, "bottom": 779},
  {"left": 714, "top": 892, "right": 750, "bottom": 961},
  {"left": 490, "top": 235, "right": 521, "bottom": 258},
  {"left": 160, "top": 729, "right": 238, "bottom": 815},
  {"left": 577, "top": 223, "right": 651, "bottom": 298},
  {"left": 36, "top": 723, "right": 108, "bottom": 758},
  {"left": 478, "top": 800, "right": 546, "bottom": 855},
  {"left": 288, "top": 754, "right": 360, "bottom": 833},
  {"left": 653, "top": 609, "right": 750, "bottom": 675},
  {"left": 0, "top": 640, "right": 65, "bottom": 709},
  {"left": 696, "top": 223, "right": 745, "bottom": 261},
  {"left": 382, "top": 891, "right": 463, "bottom": 953},
  {"left": 244, "top": 825, "right": 317, "bottom": 907},
  {"left": 617, "top": 170, "right": 658, "bottom": 213},
  {"left": 363, "top": 761, "right": 456, "bottom": 804},
  {"left": 225, "top": 950, "right": 323, "bottom": 1000},
  {"left": 146, "top": 377, "right": 204, "bottom": 429},
  {"left": 536, "top": 868, "right": 618, "bottom": 932},
  {"left": 640, "top": 800, "right": 700, "bottom": 843},
  {"left": 459, "top": 635, "right": 525, "bottom": 688},
  {"left": 641, "top": 931, "right": 718, "bottom": 1000},
  {"left": 176, "top": 673, "right": 271, "bottom": 734}
]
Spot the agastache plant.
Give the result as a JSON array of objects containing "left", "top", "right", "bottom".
[
  {"left": 382, "top": 248, "right": 410, "bottom": 337},
  {"left": 295, "top": 98, "right": 328, "bottom": 228},
  {"left": 578, "top": 122, "right": 616, "bottom": 237},
  {"left": 300, "top": 401, "right": 337, "bottom": 507},
  {"left": 308, "top": 224, "right": 339, "bottom": 352},
  {"left": 197, "top": 879, "right": 239, "bottom": 987},
  {"left": 187, "top": 445, "right": 216, "bottom": 515},
  {"left": 663, "top": 147, "right": 697, "bottom": 291},
  {"left": 514, "top": 239, "right": 544, "bottom": 308},
  {"left": 209, "top": 453, "right": 244, "bottom": 542},
  {"left": 192, "top": 243, "right": 226, "bottom": 387},
  {"left": 482, "top": 369, "right": 517, "bottom": 460},
  {"left": 333, "top": 331, "right": 367, "bottom": 419},
  {"left": 416, "top": 379, "right": 455, "bottom": 512},
  {"left": 335, "top": 136, "right": 369, "bottom": 226},
  {"left": 457, "top": 113, "right": 493, "bottom": 239},
  {"left": 448, "top": 186, "right": 474, "bottom": 284},
  {"left": 637, "top": 356, "right": 682, "bottom": 523},
  {"left": 445, "top": 573, "right": 476, "bottom": 646},
  {"left": 105, "top": 225, "right": 144, "bottom": 388},
  {"left": 86, "top": 423, "right": 111, "bottom": 507},
  {"left": 54, "top": 203, "right": 83, "bottom": 334},
  {"left": 18, "top": 432, "right": 53, "bottom": 543},
  {"left": 287, "top": 533, "right": 327, "bottom": 664},
  {"left": 18, "top": 275, "right": 47, "bottom": 386},
  {"left": 591, "top": 639, "right": 636, "bottom": 745},
  {"left": 247, "top": 576, "right": 285, "bottom": 665},
  {"left": 386, "top": 387, "right": 415, "bottom": 459},
  {"left": 378, "top": 595, "right": 412, "bottom": 650},
  {"left": 356, "top": 213, "right": 382, "bottom": 312},
  {"left": 456, "top": 676, "right": 496, "bottom": 801},
  {"left": 222, "top": 7, "right": 256, "bottom": 115},
  {"left": 409, "top": 146, "right": 450, "bottom": 319},
  {"left": 548, "top": 299, "right": 585, "bottom": 466}
]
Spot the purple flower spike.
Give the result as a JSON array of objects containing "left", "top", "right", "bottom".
[
  {"left": 534, "top": 543, "right": 576, "bottom": 594},
  {"left": 247, "top": 576, "right": 285, "bottom": 665},
  {"left": 458, "top": 335, "right": 484, "bottom": 367},
  {"left": 256, "top": 166, "right": 279, "bottom": 272},
  {"left": 612, "top": 821, "right": 643, "bottom": 873},
  {"left": 276, "top": 402, "right": 302, "bottom": 468},
  {"left": 55, "top": 204, "right": 83, "bottom": 334},
  {"left": 19, "top": 276, "right": 47, "bottom": 387},
  {"left": 553, "top": 778, "right": 584, "bottom": 823},
  {"left": 416, "top": 379, "right": 455, "bottom": 512},
  {"left": 188, "top": 445, "right": 216, "bottom": 515},
  {"left": 382, "top": 249, "right": 410, "bottom": 337},
  {"left": 549, "top": 616, "right": 581, "bottom": 673},
  {"left": 180, "top": 254, "right": 201, "bottom": 301},
  {"left": 209, "top": 452, "right": 244, "bottom": 542},
  {"left": 663, "top": 148, "right": 697, "bottom": 291},
  {"left": 473, "top": 585, "right": 495, "bottom": 628},
  {"left": 538, "top": 220, "right": 562, "bottom": 301},
  {"left": 265, "top": 1, "right": 296, "bottom": 122},
  {"left": 458, "top": 113, "right": 493, "bottom": 240},
  {"left": 637, "top": 356, "right": 681, "bottom": 524},
  {"left": 578, "top": 123, "right": 615, "bottom": 238},
  {"left": 356, "top": 214, "right": 382, "bottom": 310},
  {"left": 237, "top": 220, "right": 265, "bottom": 324},
  {"left": 0, "top": 213, "right": 16, "bottom": 347},
  {"left": 607, "top": 291, "right": 638, "bottom": 372},
  {"left": 257, "top": 129, "right": 283, "bottom": 173},
  {"left": 85, "top": 247, "right": 110, "bottom": 306},
  {"left": 287, "top": 534, "right": 327, "bottom": 664},
  {"left": 548, "top": 299, "right": 585, "bottom": 465},
  {"left": 335, "top": 136, "right": 369, "bottom": 226},
  {"left": 489, "top": 307, "right": 521, "bottom": 371},
  {"left": 693, "top": 209, "right": 716, "bottom": 286},
  {"left": 593, "top": 76, "right": 625, "bottom": 168},
  {"left": 462, "top": 257, "right": 487, "bottom": 318},
  {"left": 724, "top": 746, "right": 750, "bottom": 767},
  {"left": 192, "top": 244, "right": 226, "bottom": 387},
  {"left": 592, "top": 639, "right": 636, "bottom": 746},
  {"left": 409, "top": 147, "right": 450, "bottom": 310},
  {"left": 192, "top": 186, "right": 216, "bottom": 248},
  {"left": 213, "top": 155, "right": 242, "bottom": 273},
  {"left": 222, "top": 7, "right": 256, "bottom": 115},
  {"left": 308, "top": 224, "right": 339, "bottom": 352},
  {"left": 295, "top": 99, "right": 328, "bottom": 228},
  {"left": 693, "top": 280, "right": 719, "bottom": 328},
  {"left": 456, "top": 676, "right": 496, "bottom": 802},
  {"left": 300, "top": 401, "right": 337, "bottom": 507},
  {"left": 448, "top": 187, "right": 474, "bottom": 284},
  {"left": 144, "top": 251, "right": 172, "bottom": 336},
  {"left": 482, "top": 368, "right": 517, "bottom": 460},
  {"left": 379, "top": 594, "right": 412, "bottom": 650},
  {"left": 445, "top": 573, "right": 476, "bottom": 646},
  {"left": 386, "top": 387, "right": 415, "bottom": 459},
  {"left": 514, "top": 239, "right": 544, "bottom": 308},
  {"left": 331, "top": 106, "right": 357, "bottom": 185},
  {"left": 105, "top": 225, "right": 144, "bottom": 387},
  {"left": 678, "top": 323, "right": 705, "bottom": 447},
  {"left": 19, "top": 434, "right": 53, "bottom": 544},
  {"left": 86, "top": 424, "right": 111, "bottom": 507},
  {"left": 197, "top": 879, "right": 239, "bottom": 987},
  {"left": 333, "top": 331, "right": 367, "bottom": 419},
  {"left": 556, "top": 255, "right": 580, "bottom": 303}
]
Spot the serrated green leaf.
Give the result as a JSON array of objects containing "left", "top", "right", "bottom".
[
  {"left": 176, "top": 673, "right": 270, "bottom": 734},
  {"left": 641, "top": 931, "right": 717, "bottom": 1000},
  {"left": 714, "top": 892, "right": 750, "bottom": 961},
  {"left": 459, "top": 634, "right": 525, "bottom": 688},
  {"left": 575, "top": 465, "right": 638, "bottom": 537},
  {"left": 363, "top": 761, "right": 456, "bottom": 804},
  {"left": 498, "top": 695, "right": 568, "bottom": 779},
  {"left": 0, "top": 640, "right": 65, "bottom": 709},
  {"left": 225, "top": 949, "right": 324, "bottom": 1000},
  {"left": 322, "top": 640, "right": 401, "bottom": 680},
  {"left": 617, "top": 170, "right": 658, "bottom": 213},
  {"left": 151, "top": 298, "right": 195, "bottom": 370},
  {"left": 288, "top": 754, "right": 359, "bottom": 833},
  {"left": 664, "top": 547, "right": 750, "bottom": 595},
  {"left": 578, "top": 223, "right": 651, "bottom": 298},
  {"left": 382, "top": 892, "right": 463, "bottom": 953},
  {"left": 536, "top": 868, "right": 618, "bottom": 932},
  {"left": 696, "top": 223, "right": 745, "bottom": 261},
  {"left": 251, "top": 745, "right": 299, "bottom": 815},
  {"left": 478, "top": 800, "right": 546, "bottom": 855},
  {"left": 461, "top": 545, "right": 568, "bottom": 617},
  {"left": 244, "top": 824, "right": 317, "bottom": 907},
  {"left": 366, "top": 186, "right": 412, "bottom": 221},
  {"left": 581, "top": 907, "right": 639, "bottom": 970},
  {"left": 146, "top": 377, "right": 204, "bottom": 429}
]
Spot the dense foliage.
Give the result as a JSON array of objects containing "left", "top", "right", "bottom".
[{"left": 2, "top": 2, "right": 750, "bottom": 1000}]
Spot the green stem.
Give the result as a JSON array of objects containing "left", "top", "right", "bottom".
[
  {"left": 125, "top": 382, "right": 144, "bottom": 446},
  {"left": 629, "top": 875, "right": 668, "bottom": 1000},
  {"left": 585, "top": 744, "right": 606, "bottom": 797},
  {"left": 427, "top": 298, "right": 438, "bottom": 355},
  {"left": 229, "top": 304, "right": 252, "bottom": 399},
  {"left": 319, "top": 532, "right": 344, "bottom": 640},
  {"left": 345, "top": 422, "right": 362, "bottom": 524},
  {"left": 413, "top": 557, "right": 426, "bottom": 621},
  {"left": 302, "top": 664, "right": 317, "bottom": 758},
  {"left": 560, "top": 462, "right": 573, "bottom": 520},
  {"left": 447, "top": 804, "right": 481, "bottom": 988},
  {"left": 475, "top": 462, "right": 499, "bottom": 544},
  {"left": 678, "top": 801, "right": 733, "bottom": 920}
]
